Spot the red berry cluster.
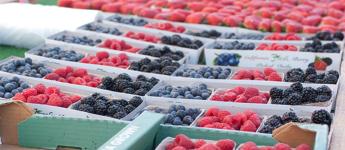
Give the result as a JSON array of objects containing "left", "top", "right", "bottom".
[
  {"left": 232, "top": 67, "right": 282, "bottom": 81},
  {"left": 99, "top": 39, "right": 141, "bottom": 53},
  {"left": 256, "top": 43, "right": 298, "bottom": 51},
  {"left": 44, "top": 66, "right": 101, "bottom": 87},
  {"left": 264, "top": 33, "right": 302, "bottom": 40},
  {"left": 211, "top": 87, "right": 269, "bottom": 104},
  {"left": 80, "top": 51, "right": 130, "bottom": 69},
  {"left": 13, "top": 84, "right": 81, "bottom": 107},
  {"left": 124, "top": 31, "right": 160, "bottom": 43},
  {"left": 197, "top": 108, "right": 261, "bottom": 132},
  {"left": 240, "top": 142, "right": 311, "bottom": 150},
  {"left": 144, "top": 22, "right": 186, "bottom": 33},
  {"left": 166, "top": 134, "right": 236, "bottom": 150}
]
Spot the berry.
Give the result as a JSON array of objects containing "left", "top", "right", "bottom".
[
  {"left": 50, "top": 33, "right": 102, "bottom": 46},
  {"left": 287, "top": 93, "right": 302, "bottom": 105},
  {"left": 290, "top": 82, "right": 303, "bottom": 92},
  {"left": 311, "top": 109, "right": 332, "bottom": 125},
  {"left": 194, "top": 139, "right": 206, "bottom": 148},
  {"left": 81, "top": 23, "right": 122, "bottom": 35},
  {"left": 175, "top": 134, "right": 195, "bottom": 149},
  {"left": 270, "top": 87, "right": 283, "bottom": 99},
  {"left": 128, "top": 96, "right": 143, "bottom": 107},
  {"left": 216, "top": 139, "right": 235, "bottom": 150},
  {"left": 274, "top": 143, "right": 291, "bottom": 150},
  {"left": 13, "top": 93, "right": 26, "bottom": 102},
  {"left": 240, "top": 120, "right": 257, "bottom": 132},
  {"left": 47, "top": 94, "right": 63, "bottom": 107},
  {"left": 281, "top": 112, "right": 299, "bottom": 123}
]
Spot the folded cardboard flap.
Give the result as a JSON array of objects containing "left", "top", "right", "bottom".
[
  {"left": 273, "top": 122, "right": 316, "bottom": 148},
  {"left": 0, "top": 101, "right": 34, "bottom": 145}
]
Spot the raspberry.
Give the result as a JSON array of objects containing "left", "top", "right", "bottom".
[
  {"left": 197, "top": 143, "right": 219, "bottom": 150},
  {"left": 72, "top": 77, "right": 87, "bottom": 85},
  {"left": 118, "top": 53, "right": 128, "bottom": 60},
  {"left": 247, "top": 96, "right": 266, "bottom": 104},
  {"left": 240, "top": 142, "right": 257, "bottom": 150},
  {"left": 175, "top": 134, "right": 195, "bottom": 149},
  {"left": 70, "top": 95, "right": 81, "bottom": 103},
  {"left": 166, "top": 142, "right": 178, "bottom": 150},
  {"left": 22, "top": 88, "right": 38, "bottom": 98},
  {"left": 45, "top": 87, "right": 60, "bottom": 95},
  {"left": 194, "top": 139, "right": 207, "bottom": 148},
  {"left": 34, "top": 84, "right": 46, "bottom": 94},
  {"left": 234, "top": 95, "right": 247, "bottom": 103},
  {"left": 47, "top": 94, "right": 63, "bottom": 107},
  {"left": 217, "top": 110, "right": 231, "bottom": 121},
  {"left": 274, "top": 143, "right": 291, "bottom": 150},
  {"left": 65, "top": 66, "right": 74, "bottom": 74},
  {"left": 222, "top": 115, "right": 233, "bottom": 125},
  {"left": 13, "top": 93, "right": 27, "bottom": 102},
  {"left": 87, "top": 81, "right": 99, "bottom": 87},
  {"left": 36, "top": 94, "right": 48, "bottom": 103},
  {"left": 223, "top": 92, "right": 237, "bottom": 101},
  {"left": 171, "top": 146, "right": 187, "bottom": 150},
  {"left": 27, "top": 96, "right": 40, "bottom": 104},
  {"left": 232, "top": 86, "right": 246, "bottom": 94},
  {"left": 260, "top": 146, "right": 275, "bottom": 150},
  {"left": 73, "top": 68, "right": 87, "bottom": 77},
  {"left": 58, "top": 77, "right": 67, "bottom": 83},
  {"left": 243, "top": 110, "right": 255, "bottom": 118},
  {"left": 240, "top": 120, "right": 257, "bottom": 132},
  {"left": 231, "top": 114, "right": 243, "bottom": 130},
  {"left": 248, "top": 114, "right": 261, "bottom": 127},
  {"left": 268, "top": 72, "right": 282, "bottom": 81},
  {"left": 216, "top": 139, "right": 235, "bottom": 150},
  {"left": 96, "top": 51, "right": 109, "bottom": 60},
  {"left": 62, "top": 96, "right": 73, "bottom": 108},
  {"left": 296, "top": 144, "right": 311, "bottom": 150},
  {"left": 237, "top": 112, "right": 248, "bottom": 124},
  {"left": 264, "top": 67, "right": 276, "bottom": 76},
  {"left": 260, "top": 93, "right": 270, "bottom": 100},
  {"left": 45, "top": 73, "right": 60, "bottom": 80},
  {"left": 197, "top": 116, "right": 214, "bottom": 127},
  {"left": 243, "top": 87, "right": 259, "bottom": 98},
  {"left": 205, "top": 107, "right": 220, "bottom": 116},
  {"left": 53, "top": 68, "right": 67, "bottom": 78}
]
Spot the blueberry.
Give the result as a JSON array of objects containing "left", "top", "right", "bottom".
[
  {"left": 172, "top": 117, "right": 183, "bottom": 125},
  {"left": 0, "top": 92, "right": 4, "bottom": 97},
  {"left": 201, "top": 93, "right": 210, "bottom": 99},
  {"left": 17, "top": 87, "right": 24, "bottom": 92},
  {"left": 165, "top": 114, "right": 175, "bottom": 124},
  {"left": 4, "top": 83, "right": 15, "bottom": 92},
  {"left": 171, "top": 91, "right": 179, "bottom": 98},
  {"left": 4, "top": 92, "right": 13, "bottom": 99},
  {"left": 11, "top": 89, "right": 19, "bottom": 95},
  {"left": 182, "top": 116, "right": 193, "bottom": 125},
  {"left": 0, "top": 86, "right": 4, "bottom": 92},
  {"left": 176, "top": 110, "right": 187, "bottom": 118},
  {"left": 176, "top": 105, "right": 186, "bottom": 111},
  {"left": 186, "top": 94, "right": 194, "bottom": 99},
  {"left": 194, "top": 96, "right": 202, "bottom": 99},
  {"left": 20, "top": 83, "right": 30, "bottom": 89}
]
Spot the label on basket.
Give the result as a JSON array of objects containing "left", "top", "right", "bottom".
[{"left": 205, "top": 49, "right": 341, "bottom": 70}]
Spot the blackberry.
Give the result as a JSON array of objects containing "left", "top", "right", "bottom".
[
  {"left": 315, "top": 95, "right": 331, "bottom": 102},
  {"left": 134, "top": 88, "right": 148, "bottom": 96},
  {"left": 327, "top": 70, "right": 339, "bottom": 78},
  {"left": 281, "top": 112, "right": 299, "bottom": 123},
  {"left": 269, "top": 87, "right": 283, "bottom": 99},
  {"left": 316, "top": 85, "right": 332, "bottom": 96},
  {"left": 81, "top": 97, "right": 96, "bottom": 106},
  {"left": 113, "top": 111, "right": 128, "bottom": 119},
  {"left": 287, "top": 93, "right": 302, "bottom": 105},
  {"left": 305, "top": 74, "right": 317, "bottom": 83},
  {"left": 117, "top": 99, "right": 129, "bottom": 107},
  {"left": 123, "top": 88, "right": 135, "bottom": 94},
  {"left": 136, "top": 75, "right": 148, "bottom": 81},
  {"left": 259, "top": 125, "right": 275, "bottom": 134},
  {"left": 290, "top": 82, "right": 303, "bottom": 92},
  {"left": 112, "top": 79, "right": 130, "bottom": 92},
  {"left": 117, "top": 73, "right": 132, "bottom": 81},
  {"left": 311, "top": 109, "right": 332, "bottom": 125},
  {"left": 148, "top": 77, "right": 159, "bottom": 85},
  {"left": 161, "top": 36, "right": 171, "bottom": 44},
  {"left": 282, "top": 88, "right": 294, "bottom": 97},
  {"left": 78, "top": 104, "right": 94, "bottom": 113},
  {"left": 272, "top": 98, "right": 288, "bottom": 105},
  {"left": 124, "top": 105, "right": 136, "bottom": 114},
  {"left": 302, "top": 87, "right": 317, "bottom": 103},
  {"left": 129, "top": 96, "right": 143, "bottom": 107},
  {"left": 305, "top": 67, "right": 316, "bottom": 76},
  {"left": 323, "top": 74, "right": 338, "bottom": 84},
  {"left": 94, "top": 101, "right": 107, "bottom": 115},
  {"left": 264, "top": 115, "right": 283, "bottom": 127},
  {"left": 333, "top": 31, "right": 344, "bottom": 40}
]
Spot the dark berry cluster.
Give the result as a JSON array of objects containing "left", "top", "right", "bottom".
[
  {"left": 224, "top": 33, "right": 264, "bottom": 40},
  {"left": 0, "top": 58, "right": 51, "bottom": 78},
  {"left": 311, "top": 109, "right": 332, "bottom": 126},
  {"left": 284, "top": 67, "right": 339, "bottom": 84},
  {"left": 259, "top": 112, "right": 303, "bottom": 134},
  {"left": 186, "top": 30, "right": 221, "bottom": 39},
  {"left": 161, "top": 35, "right": 203, "bottom": 49},
  {"left": 99, "top": 73, "right": 159, "bottom": 96},
  {"left": 212, "top": 41, "right": 255, "bottom": 50},
  {"left": 80, "top": 23, "right": 122, "bottom": 35},
  {"left": 174, "top": 66, "right": 231, "bottom": 79},
  {"left": 32, "top": 46, "right": 84, "bottom": 62},
  {"left": 307, "top": 31, "right": 344, "bottom": 41},
  {"left": 300, "top": 39, "right": 340, "bottom": 53},
  {"left": 74, "top": 93, "right": 143, "bottom": 119},
  {"left": 107, "top": 15, "right": 148, "bottom": 26},
  {"left": 147, "top": 105, "right": 201, "bottom": 126},
  {"left": 129, "top": 58, "right": 180, "bottom": 75},
  {"left": 214, "top": 53, "right": 240, "bottom": 66},
  {"left": 50, "top": 34, "right": 102, "bottom": 46},
  {"left": 149, "top": 83, "right": 211, "bottom": 100},
  {"left": 0, "top": 76, "right": 29, "bottom": 99},
  {"left": 270, "top": 82, "right": 332, "bottom": 105},
  {"left": 138, "top": 45, "right": 184, "bottom": 61}
]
